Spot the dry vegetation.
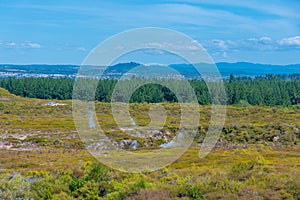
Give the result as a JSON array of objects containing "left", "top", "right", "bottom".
[{"left": 0, "top": 88, "right": 300, "bottom": 199}]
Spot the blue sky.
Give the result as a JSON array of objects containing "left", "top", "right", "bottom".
[{"left": 0, "top": 0, "right": 299, "bottom": 64}]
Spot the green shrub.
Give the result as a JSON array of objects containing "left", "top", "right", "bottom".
[
  {"left": 83, "top": 162, "right": 109, "bottom": 182},
  {"left": 52, "top": 192, "right": 75, "bottom": 200},
  {"left": 231, "top": 161, "right": 255, "bottom": 173},
  {"left": 73, "top": 181, "right": 100, "bottom": 200},
  {"left": 134, "top": 179, "right": 147, "bottom": 189},
  {"left": 0, "top": 175, "right": 31, "bottom": 200},
  {"left": 69, "top": 177, "right": 85, "bottom": 192},
  {"left": 176, "top": 184, "right": 203, "bottom": 199},
  {"left": 188, "top": 185, "right": 203, "bottom": 199},
  {"left": 30, "top": 177, "right": 55, "bottom": 200}
]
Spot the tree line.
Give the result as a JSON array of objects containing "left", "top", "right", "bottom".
[{"left": 0, "top": 74, "right": 299, "bottom": 106}]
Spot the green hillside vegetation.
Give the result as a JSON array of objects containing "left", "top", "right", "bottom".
[
  {"left": 0, "top": 88, "right": 300, "bottom": 199},
  {"left": 1, "top": 74, "right": 300, "bottom": 106}
]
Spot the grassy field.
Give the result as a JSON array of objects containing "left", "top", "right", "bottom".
[{"left": 0, "top": 88, "right": 300, "bottom": 199}]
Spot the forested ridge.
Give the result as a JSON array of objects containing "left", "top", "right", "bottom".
[{"left": 0, "top": 74, "right": 299, "bottom": 106}]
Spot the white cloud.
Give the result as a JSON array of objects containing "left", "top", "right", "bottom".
[
  {"left": 246, "top": 37, "right": 273, "bottom": 45},
  {"left": 76, "top": 47, "right": 87, "bottom": 52},
  {"left": 203, "top": 36, "right": 300, "bottom": 53},
  {"left": 24, "top": 42, "right": 41, "bottom": 48},
  {"left": 0, "top": 41, "right": 42, "bottom": 49},
  {"left": 6, "top": 42, "right": 17, "bottom": 47},
  {"left": 142, "top": 49, "right": 166, "bottom": 55},
  {"left": 259, "top": 37, "right": 272, "bottom": 43},
  {"left": 278, "top": 36, "right": 300, "bottom": 46},
  {"left": 145, "top": 41, "right": 201, "bottom": 51},
  {"left": 211, "top": 40, "right": 228, "bottom": 50}
]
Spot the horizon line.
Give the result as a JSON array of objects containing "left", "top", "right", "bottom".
[{"left": 1, "top": 61, "right": 300, "bottom": 66}]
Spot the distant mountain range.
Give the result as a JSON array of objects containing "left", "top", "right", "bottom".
[{"left": 0, "top": 62, "right": 299, "bottom": 79}]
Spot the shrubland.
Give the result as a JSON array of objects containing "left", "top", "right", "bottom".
[{"left": 0, "top": 87, "right": 300, "bottom": 199}]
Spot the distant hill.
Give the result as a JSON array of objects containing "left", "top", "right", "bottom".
[
  {"left": 0, "top": 62, "right": 299, "bottom": 79},
  {"left": 171, "top": 62, "right": 300, "bottom": 78}
]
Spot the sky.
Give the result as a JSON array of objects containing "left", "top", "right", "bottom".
[{"left": 0, "top": 0, "right": 299, "bottom": 65}]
